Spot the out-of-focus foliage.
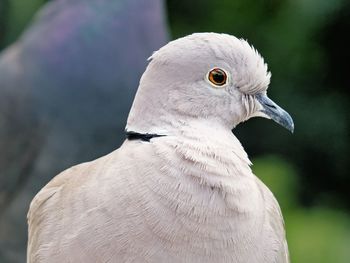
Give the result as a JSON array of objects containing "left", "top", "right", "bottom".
[
  {"left": 0, "top": 1, "right": 7, "bottom": 45},
  {"left": 168, "top": 0, "right": 350, "bottom": 210},
  {"left": 253, "top": 155, "right": 298, "bottom": 210},
  {"left": 254, "top": 156, "right": 350, "bottom": 263},
  {"left": 0, "top": 0, "right": 47, "bottom": 47}
]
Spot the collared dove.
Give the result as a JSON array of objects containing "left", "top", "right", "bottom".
[
  {"left": 27, "top": 33, "right": 294, "bottom": 263},
  {"left": 0, "top": 0, "right": 167, "bottom": 261}
]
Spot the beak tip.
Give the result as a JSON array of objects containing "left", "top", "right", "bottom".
[
  {"left": 289, "top": 125, "right": 294, "bottom": 134},
  {"left": 285, "top": 116, "right": 294, "bottom": 134}
]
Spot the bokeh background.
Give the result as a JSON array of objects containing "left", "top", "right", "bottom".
[{"left": 0, "top": 0, "right": 349, "bottom": 262}]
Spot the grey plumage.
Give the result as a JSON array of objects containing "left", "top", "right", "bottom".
[
  {"left": 0, "top": 0, "right": 168, "bottom": 262},
  {"left": 27, "top": 33, "right": 292, "bottom": 262}
]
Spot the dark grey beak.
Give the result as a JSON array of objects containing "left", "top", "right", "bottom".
[{"left": 256, "top": 94, "right": 294, "bottom": 133}]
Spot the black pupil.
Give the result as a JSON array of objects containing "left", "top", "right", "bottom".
[{"left": 212, "top": 70, "right": 225, "bottom": 84}]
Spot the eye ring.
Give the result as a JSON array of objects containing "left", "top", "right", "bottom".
[{"left": 207, "top": 68, "right": 228, "bottom": 87}]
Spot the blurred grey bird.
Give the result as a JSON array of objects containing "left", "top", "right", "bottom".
[
  {"left": 27, "top": 33, "right": 293, "bottom": 263},
  {"left": 0, "top": 0, "right": 168, "bottom": 262}
]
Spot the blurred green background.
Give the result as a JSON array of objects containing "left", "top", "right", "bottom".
[{"left": 0, "top": 0, "right": 349, "bottom": 262}]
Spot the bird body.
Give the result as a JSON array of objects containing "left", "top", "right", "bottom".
[
  {"left": 0, "top": 0, "right": 167, "bottom": 260},
  {"left": 28, "top": 122, "right": 288, "bottom": 262},
  {"left": 27, "top": 33, "right": 292, "bottom": 262}
]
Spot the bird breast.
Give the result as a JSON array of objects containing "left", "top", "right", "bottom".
[{"left": 125, "top": 124, "right": 268, "bottom": 261}]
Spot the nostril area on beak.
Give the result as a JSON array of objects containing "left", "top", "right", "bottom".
[{"left": 266, "top": 103, "right": 277, "bottom": 109}]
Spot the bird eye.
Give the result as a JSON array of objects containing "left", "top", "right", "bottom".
[{"left": 208, "top": 68, "right": 227, "bottom": 87}]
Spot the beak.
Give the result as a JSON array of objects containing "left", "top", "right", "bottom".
[{"left": 256, "top": 94, "right": 294, "bottom": 133}]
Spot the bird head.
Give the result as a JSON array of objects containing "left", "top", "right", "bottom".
[{"left": 126, "top": 33, "right": 294, "bottom": 135}]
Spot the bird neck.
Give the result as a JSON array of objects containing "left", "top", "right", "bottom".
[
  {"left": 139, "top": 118, "right": 264, "bottom": 245},
  {"left": 149, "top": 118, "right": 254, "bottom": 191}
]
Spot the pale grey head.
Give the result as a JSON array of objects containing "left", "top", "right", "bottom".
[{"left": 126, "top": 33, "right": 294, "bottom": 135}]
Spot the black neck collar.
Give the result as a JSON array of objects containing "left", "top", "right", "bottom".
[{"left": 125, "top": 131, "right": 166, "bottom": 142}]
